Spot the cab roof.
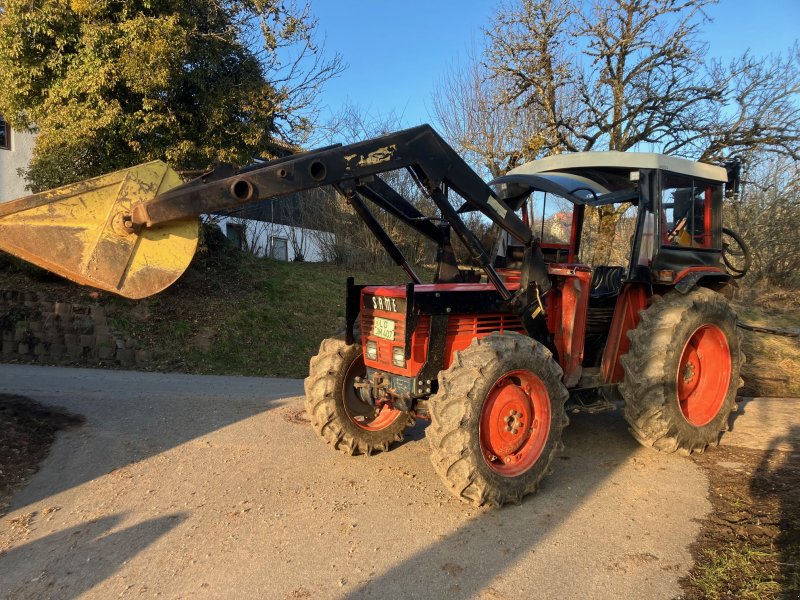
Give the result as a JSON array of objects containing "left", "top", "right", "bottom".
[
  {"left": 510, "top": 151, "right": 728, "bottom": 183},
  {"left": 487, "top": 151, "right": 728, "bottom": 208}
]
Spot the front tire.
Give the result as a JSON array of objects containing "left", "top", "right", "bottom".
[
  {"left": 304, "top": 336, "right": 413, "bottom": 455},
  {"left": 619, "top": 287, "right": 744, "bottom": 454},
  {"left": 427, "top": 333, "right": 568, "bottom": 507}
]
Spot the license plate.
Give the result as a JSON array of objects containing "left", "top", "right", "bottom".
[{"left": 372, "top": 317, "right": 395, "bottom": 341}]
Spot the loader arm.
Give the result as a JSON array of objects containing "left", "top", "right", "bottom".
[
  {"left": 130, "top": 125, "right": 532, "bottom": 244},
  {"left": 0, "top": 125, "right": 547, "bottom": 302},
  {"left": 129, "top": 125, "right": 543, "bottom": 298}
]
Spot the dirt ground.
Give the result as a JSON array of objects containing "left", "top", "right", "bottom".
[
  {"left": 2, "top": 383, "right": 799, "bottom": 599},
  {"left": 0, "top": 365, "right": 713, "bottom": 599},
  {"left": 682, "top": 444, "right": 800, "bottom": 599},
  {"left": 0, "top": 394, "right": 83, "bottom": 517}
]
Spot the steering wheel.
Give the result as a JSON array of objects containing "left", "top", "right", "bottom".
[{"left": 721, "top": 227, "right": 751, "bottom": 279}]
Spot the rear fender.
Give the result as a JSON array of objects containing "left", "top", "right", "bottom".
[{"left": 672, "top": 267, "right": 730, "bottom": 294}]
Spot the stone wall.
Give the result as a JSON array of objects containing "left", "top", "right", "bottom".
[{"left": 0, "top": 289, "right": 151, "bottom": 367}]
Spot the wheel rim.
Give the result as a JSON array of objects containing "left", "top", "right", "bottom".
[
  {"left": 676, "top": 324, "right": 732, "bottom": 427},
  {"left": 341, "top": 355, "right": 403, "bottom": 431},
  {"left": 479, "top": 370, "right": 551, "bottom": 477}
]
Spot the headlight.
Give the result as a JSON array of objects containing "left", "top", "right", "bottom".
[
  {"left": 392, "top": 346, "right": 405, "bottom": 367},
  {"left": 365, "top": 340, "right": 378, "bottom": 361}
]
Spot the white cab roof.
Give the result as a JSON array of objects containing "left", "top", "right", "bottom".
[{"left": 510, "top": 151, "right": 728, "bottom": 183}]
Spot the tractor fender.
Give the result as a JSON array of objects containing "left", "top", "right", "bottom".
[{"left": 673, "top": 268, "right": 730, "bottom": 294}]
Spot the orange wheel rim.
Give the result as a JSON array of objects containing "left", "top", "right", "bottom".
[
  {"left": 479, "top": 370, "right": 551, "bottom": 477},
  {"left": 342, "top": 356, "right": 403, "bottom": 431},
  {"left": 677, "top": 324, "right": 731, "bottom": 427}
]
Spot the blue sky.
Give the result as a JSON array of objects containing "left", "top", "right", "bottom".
[{"left": 309, "top": 0, "right": 799, "bottom": 129}]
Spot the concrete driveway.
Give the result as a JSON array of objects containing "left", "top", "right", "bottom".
[{"left": 0, "top": 364, "right": 714, "bottom": 599}]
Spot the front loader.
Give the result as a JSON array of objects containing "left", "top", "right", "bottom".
[{"left": 0, "top": 125, "right": 746, "bottom": 506}]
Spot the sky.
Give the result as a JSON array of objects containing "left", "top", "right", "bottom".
[{"left": 309, "top": 0, "right": 799, "bottom": 131}]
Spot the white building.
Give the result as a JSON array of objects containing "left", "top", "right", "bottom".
[
  {"left": 0, "top": 116, "right": 36, "bottom": 203},
  {"left": 0, "top": 118, "right": 334, "bottom": 261},
  {"left": 215, "top": 196, "right": 334, "bottom": 263},
  {"left": 215, "top": 215, "right": 332, "bottom": 262}
]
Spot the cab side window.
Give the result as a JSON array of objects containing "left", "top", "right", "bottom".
[{"left": 661, "top": 174, "right": 719, "bottom": 248}]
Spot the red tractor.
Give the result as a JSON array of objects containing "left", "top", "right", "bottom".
[
  {"left": 0, "top": 125, "right": 746, "bottom": 506},
  {"left": 295, "top": 128, "right": 744, "bottom": 506}
]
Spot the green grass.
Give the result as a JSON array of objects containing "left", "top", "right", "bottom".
[
  {"left": 0, "top": 241, "right": 427, "bottom": 378},
  {"left": 690, "top": 544, "right": 782, "bottom": 600},
  {"left": 101, "top": 249, "right": 418, "bottom": 378}
]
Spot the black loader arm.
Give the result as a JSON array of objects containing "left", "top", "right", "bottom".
[
  {"left": 131, "top": 125, "right": 530, "bottom": 243},
  {"left": 129, "top": 125, "right": 549, "bottom": 302}
]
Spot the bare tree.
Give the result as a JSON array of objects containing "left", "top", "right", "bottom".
[
  {"left": 727, "top": 155, "right": 800, "bottom": 288},
  {"left": 691, "top": 47, "right": 800, "bottom": 162},
  {"left": 436, "top": 0, "right": 800, "bottom": 264},
  {"left": 484, "top": 0, "right": 581, "bottom": 156},
  {"left": 432, "top": 47, "right": 544, "bottom": 177}
]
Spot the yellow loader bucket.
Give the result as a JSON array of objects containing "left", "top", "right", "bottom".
[{"left": 0, "top": 161, "right": 198, "bottom": 299}]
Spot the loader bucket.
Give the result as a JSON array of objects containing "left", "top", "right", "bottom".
[{"left": 0, "top": 161, "right": 198, "bottom": 299}]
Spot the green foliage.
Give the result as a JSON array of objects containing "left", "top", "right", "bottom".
[{"left": 0, "top": 0, "right": 339, "bottom": 191}]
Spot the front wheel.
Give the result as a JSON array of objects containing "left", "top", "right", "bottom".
[
  {"left": 304, "top": 336, "right": 413, "bottom": 455},
  {"left": 427, "top": 333, "right": 569, "bottom": 507},
  {"left": 619, "top": 287, "right": 744, "bottom": 454}
]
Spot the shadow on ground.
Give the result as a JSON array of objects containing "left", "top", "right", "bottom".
[
  {"left": 752, "top": 425, "right": 800, "bottom": 595},
  {"left": 0, "top": 364, "right": 301, "bottom": 510},
  {"left": 0, "top": 512, "right": 186, "bottom": 600},
  {"left": 341, "top": 410, "right": 680, "bottom": 599}
]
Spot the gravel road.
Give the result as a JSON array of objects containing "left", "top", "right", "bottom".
[{"left": 0, "top": 364, "right": 713, "bottom": 599}]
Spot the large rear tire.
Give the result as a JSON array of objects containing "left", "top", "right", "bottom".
[
  {"left": 619, "top": 287, "right": 744, "bottom": 454},
  {"left": 427, "top": 332, "right": 568, "bottom": 507},
  {"left": 304, "top": 336, "right": 413, "bottom": 455}
]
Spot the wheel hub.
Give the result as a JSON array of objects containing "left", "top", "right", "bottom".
[
  {"left": 504, "top": 409, "right": 524, "bottom": 434},
  {"left": 682, "top": 360, "right": 696, "bottom": 384},
  {"left": 343, "top": 357, "right": 404, "bottom": 431}
]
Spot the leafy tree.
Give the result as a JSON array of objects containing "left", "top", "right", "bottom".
[{"left": 0, "top": 0, "right": 342, "bottom": 191}]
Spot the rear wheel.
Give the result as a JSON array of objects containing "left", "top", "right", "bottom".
[
  {"left": 619, "top": 287, "right": 744, "bottom": 454},
  {"left": 304, "top": 336, "right": 413, "bottom": 455},
  {"left": 427, "top": 332, "right": 568, "bottom": 507}
]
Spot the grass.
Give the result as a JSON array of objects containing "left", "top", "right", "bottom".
[
  {"left": 690, "top": 544, "right": 782, "bottom": 600},
  {"left": 0, "top": 244, "right": 419, "bottom": 378},
  {"left": 110, "top": 248, "right": 417, "bottom": 377}
]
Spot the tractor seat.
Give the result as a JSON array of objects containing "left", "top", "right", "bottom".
[
  {"left": 590, "top": 266, "right": 626, "bottom": 299},
  {"left": 494, "top": 245, "right": 525, "bottom": 270}
]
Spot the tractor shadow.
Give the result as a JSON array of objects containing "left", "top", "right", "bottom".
[
  {"left": 342, "top": 407, "right": 692, "bottom": 600},
  {"left": 0, "top": 364, "right": 302, "bottom": 510},
  {"left": 0, "top": 512, "right": 186, "bottom": 599},
  {"left": 749, "top": 425, "right": 800, "bottom": 594}
]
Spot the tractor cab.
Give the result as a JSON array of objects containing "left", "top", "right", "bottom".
[
  {"left": 487, "top": 152, "right": 731, "bottom": 382},
  {"left": 490, "top": 151, "right": 730, "bottom": 293}
]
